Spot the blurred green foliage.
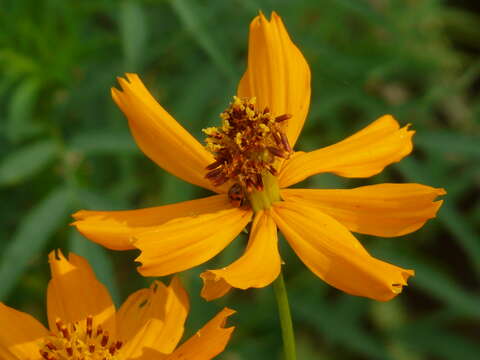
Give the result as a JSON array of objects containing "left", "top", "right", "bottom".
[{"left": 1, "top": 0, "right": 479, "bottom": 359}]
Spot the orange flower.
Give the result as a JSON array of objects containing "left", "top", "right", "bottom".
[
  {"left": 73, "top": 12, "right": 445, "bottom": 302},
  {"left": 0, "top": 250, "right": 234, "bottom": 360}
]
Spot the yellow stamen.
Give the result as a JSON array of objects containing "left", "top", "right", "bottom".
[
  {"left": 204, "top": 96, "right": 291, "bottom": 209},
  {"left": 39, "top": 316, "right": 122, "bottom": 360}
]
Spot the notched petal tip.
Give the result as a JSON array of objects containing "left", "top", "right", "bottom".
[
  {"left": 403, "top": 268, "right": 415, "bottom": 282},
  {"left": 48, "top": 248, "right": 66, "bottom": 265},
  {"left": 116, "top": 73, "right": 139, "bottom": 88},
  {"left": 389, "top": 269, "right": 414, "bottom": 297},
  {"left": 111, "top": 86, "right": 121, "bottom": 101},
  {"left": 71, "top": 209, "right": 91, "bottom": 220},
  {"left": 116, "top": 75, "right": 131, "bottom": 91},
  {"left": 208, "top": 307, "right": 236, "bottom": 334},
  {"left": 165, "top": 308, "right": 235, "bottom": 360},
  {"left": 115, "top": 76, "right": 125, "bottom": 86},
  {"left": 46, "top": 250, "right": 116, "bottom": 334},
  {"left": 436, "top": 188, "right": 447, "bottom": 196},
  {"left": 364, "top": 264, "right": 415, "bottom": 301},
  {"left": 200, "top": 271, "right": 232, "bottom": 301},
  {"left": 218, "top": 307, "right": 236, "bottom": 327},
  {"left": 125, "top": 72, "right": 139, "bottom": 80},
  {"left": 433, "top": 199, "right": 444, "bottom": 213},
  {"left": 69, "top": 219, "right": 81, "bottom": 229}
]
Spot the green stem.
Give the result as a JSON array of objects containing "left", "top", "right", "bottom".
[{"left": 273, "top": 270, "right": 297, "bottom": 360}]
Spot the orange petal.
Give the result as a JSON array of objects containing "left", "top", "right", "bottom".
[
  {"left": 281, "top": 184, "right": 445, "bottom": 237},
  {"left": 200, "top": 211, "right": 280, "bottom": 300},
  {"left": 165, "top": 308, "right": 235, "bottom": 360},
  {"left": 135, "top": 207, "right": 253, "bottom": 276},
  {"left": 278, "top": 115, "right": 414, "bottom": 187},
  {"left": 72, "top": 194, "right": 233, "bottom": 251},
  {"left": 271, "top": 201, "right": 414, "bottom": 301},
  {"left": 117, "top": 277, "right": 188, "bottom": 358},
  {"left": 112, "top": 73, "right": 224, "bottom": 193},
  {"left": 47, "top": 250, "right": 116, "bottom": 335},
  {"left": 0, "top": 303, "right": 47, "bottom": 360},
  {"left": 238, "top": 12, "right": 311, "bottom": 148}
]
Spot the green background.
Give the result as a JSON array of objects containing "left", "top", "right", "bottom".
[{"left": 1, "top": 0, "right": 479, "bottom": 359}]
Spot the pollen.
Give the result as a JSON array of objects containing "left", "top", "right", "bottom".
[
  {"left": 39, "top": 316, "right": 123, "bottom": 360},
  {"left": 203, "top": 96, "right": 292, "bottom": 193}
]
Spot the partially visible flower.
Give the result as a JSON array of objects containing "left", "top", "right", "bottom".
[
  {"left": 73, "top": 12, "right": 445, "bottom": 302},
  {"left": 0, "top": 250, "right": 234, "bottom": 360}
]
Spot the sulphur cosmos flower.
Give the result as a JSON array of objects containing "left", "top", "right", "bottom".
[
  {"left": 73, "top": 12, "right": 445, "bottom": 302},
  {"left": 0, "top": 251, "right": 234, "bottom": 360}
]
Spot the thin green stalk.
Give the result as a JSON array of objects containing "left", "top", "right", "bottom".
[{"left": 273, "top": 271, "right": 297, "bottom": 360}]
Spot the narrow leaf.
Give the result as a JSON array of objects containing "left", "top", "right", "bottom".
[
  {"left": 169, "top": 0, "right": 236, "bottom": 81},
  {"left": 0, "top": 187, "right": 71, "bottom": 300},
  {"left": 68, "top": 131, "right": 137, "bottom": 155},
  {"left": 6, "top": 78, "right": 41, "bottom": 142},
  {"left": 397, "top": 321, "right": 480, "bottom": 360},
  {"left": 396, "top": 158, "right": 480, "bottom": 275},
  {"left": 371, "top": 245, "right": 480, "bottom": 319},
  {"left": 413, "top": 259, "right": 480, "bottom": 318},
  {"left": 0, "top": 140, "right": 57, "bottom": 186},
  {"left": 119, "top": 0, "right": 148, "bottom": 71},
  {"left": 416, "top": 131, "right": 480, "bottom": 158}
]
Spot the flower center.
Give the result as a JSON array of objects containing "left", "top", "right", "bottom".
[
  {"left": 39, "top": 317, "right": 123, "bottom": 360},
  {"left": 204, "top": 96, "right": 291, "bottom": 210}
]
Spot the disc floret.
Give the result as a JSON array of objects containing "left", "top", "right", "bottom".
[
  {"left": 39, "top": 317, "right": 122, "bottom": 360},
  {"left": 204, "top": 96, "right": 291, "bottom": 205}
]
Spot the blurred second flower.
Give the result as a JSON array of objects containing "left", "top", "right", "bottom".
[{"left": 0, "top": 250, "right": 234, "bottom": 360}]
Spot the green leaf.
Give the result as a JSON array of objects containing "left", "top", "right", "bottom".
[
  {"left": 0, "top": 140, "right": 58, "bottom": 186},
  {"left": 415, "top": 131, "right": 480, "bottom": 158},
  {"left": 413, "top": 259, "right": 480, "bottom": 318},
  {"left": 371, "top": 244, "right": 480, "bottom": 319},
  {"left": 171, "top": 65, "right": 226, "bottom": 131},
  {"left": 397, "top": 320, "right": 480, "bottom": 360},
  {"left": 396, "top": 158, "right": 480, "bottom": 275},
  {"left": 160, "top": 171, "right": 198, "bottom": 204},
  {"left": 68, "top": 230, "right": 120, "bottom": 305},
  {"left": 292, "top": 282, "right": 390, "bottom": 360},
  {"left": 68, "top": 131, "right": 137, "bottom": 155},
  {"left": 0, "top": 187, "right": 71, "bottom": 300},
  {"left": 437, "top": 205, "right": 480, "bottom": 275},
  {"left": 328, "top": 0, "right": 387, "bottom": 26},
  {"left": 443, "top": 9, "right": 480, "bottom": 50},
  {"left": 0, "top": 49, "right": 39, "bottom": 79},
  {"left": 120, "top": 0, "right": 148, "bottom": 71},
  {"left": 6, "top": 78, "right": 41, "bottom": 142},
  {"left": 169, "top": 0, "right": 236, "bottom": 82},
  {"left": 74, "top": 188, "right": 127, "bottom": 210}
]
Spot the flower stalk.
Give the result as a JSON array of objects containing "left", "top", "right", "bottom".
[{"left": 273, "top": 270, "right": 296, "bottom": 360}]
